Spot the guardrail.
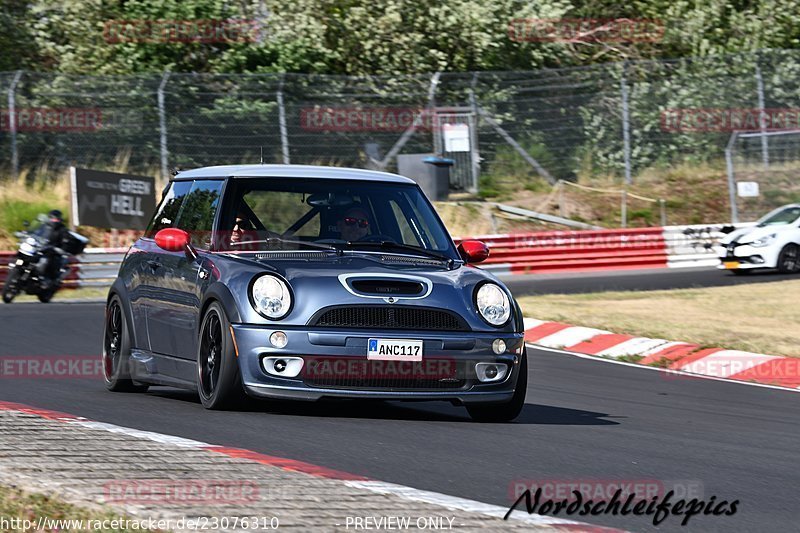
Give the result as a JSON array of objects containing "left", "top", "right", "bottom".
[
  {"left": 0, "top": 248, "right": 128, "bottom": 289},
  {"left": 0, "top": 224, "right": 747, "bottom": 289},
  {"left": 457, "top": 224, "right": 748, "bottom": 276}
]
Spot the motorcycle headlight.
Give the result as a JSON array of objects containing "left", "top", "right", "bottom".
[
  {"left": 750, "top": 233, "right": 776, "bottom": 247},
  {"left": 250, "top": 274, "right": 292, "bottom": 319},
  {"left": 475, "top": 283, "right": 511, "bottom": 326},
  {"left": 19, "top": 240, "right": 36, "bottom": 255}
]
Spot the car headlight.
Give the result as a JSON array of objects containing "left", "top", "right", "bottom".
[
  {"left": 750, "top": 233, "right": 776, "bottom": 247},
  {"left": 251, "top": 274, "right": 292, "bottom": 319},
  {"left": 475, "top": 283, "right": 511, "bottom": 326}
]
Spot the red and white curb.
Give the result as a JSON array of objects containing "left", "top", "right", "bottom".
[
  {"left": 0, "top": 401, "right": 618, "bottom": 532},
  {"left": 523, "top": 318, "right": 800, "bottom": 390}
]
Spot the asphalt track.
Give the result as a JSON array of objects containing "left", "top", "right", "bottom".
[
  {"left": 1, "top": 302, "right": 799, "bottom": 532},
  {"left": 502, "top": 266, "right": 800, "bottom": 296}
]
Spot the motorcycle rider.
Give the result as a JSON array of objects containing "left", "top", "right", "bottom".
[{"left": 37, "top": 210, "right": 70, "bottom": 288}]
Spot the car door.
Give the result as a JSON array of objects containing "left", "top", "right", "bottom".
[
  {"left": 134, "top": 180, "right": 193, "bottom": 352},
  {"left": 146, "top": 179, "right": 224, "bottom": 360}
]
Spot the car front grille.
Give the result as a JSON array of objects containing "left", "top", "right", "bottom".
[{"left": 309, "top": 305, "right": 470, "bottom": 331}]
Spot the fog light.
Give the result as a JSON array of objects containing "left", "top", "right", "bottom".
[
  {"left": 262, "top": 356, "right": 304, "bottom": 377},
  {"left": 270, "top": 331, "right": 288, "bottom": 348},
  {"left": 475, "top": 362, "right": 509, "bottom": 383},
  {"left": 492, "top": 339, "right": 506, "bottom": 354}
]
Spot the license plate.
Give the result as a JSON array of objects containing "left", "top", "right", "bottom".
[
  {"left": 723, "top": 261, "right": 739, "bottom": 269},
  {"left": 367, "top": 338, "right": 423, "bottom": 361}
]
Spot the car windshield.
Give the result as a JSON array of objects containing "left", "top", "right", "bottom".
[
  {"left": 756, "top": 206, "right": 800, "bottom": 227},
  {"left": 218, "top": 177, "right": 458, "bottom": 259}
]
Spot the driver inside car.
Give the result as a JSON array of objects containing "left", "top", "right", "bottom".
[
  {"left": 336, "top": 206, "right": 372, "bottom": 242},
  {"left": 230, "top": 211, "right": 257, "bottom": 246}
]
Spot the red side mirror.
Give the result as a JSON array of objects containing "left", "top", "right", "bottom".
[
  {"left": 155, "top": 228, "right": 190, "bottom": 252},
  {"left": 457, "top": 240, "right": 490, "bottom": 263}
]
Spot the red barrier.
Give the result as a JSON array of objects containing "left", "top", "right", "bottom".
[{"left": 456, "top": 228, "right": 668, "bottom": 274}]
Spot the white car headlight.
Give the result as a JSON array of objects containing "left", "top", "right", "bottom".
[
  {"left": 750, "top": 233, "right": 776, "bottom": 247},
  {"left": 476, "top": 283, "right": 511, "bottom": 326},
  {"left": 251, "top": 274, "right": 292, "bottom": 319}
]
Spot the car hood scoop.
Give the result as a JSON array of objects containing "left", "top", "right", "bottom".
[{"left": 340, "top": 274, "right": 432, "bottom": 299}]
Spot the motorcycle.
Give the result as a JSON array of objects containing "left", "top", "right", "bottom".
[{"left": 2, "top": 216, "right": 89, "bottom": 304}]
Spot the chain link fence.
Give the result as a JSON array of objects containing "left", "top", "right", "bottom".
[{"left": 2, "top": 49, "right": 800, "bottom": 222}]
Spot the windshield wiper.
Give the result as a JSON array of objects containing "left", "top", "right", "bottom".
[
  {"left": 344, "top": 241, "right": 454, "bottom": 264},
  {"left": 230, "top": 237, "right": 342, "bottom": 254}
]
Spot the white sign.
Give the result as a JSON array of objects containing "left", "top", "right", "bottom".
[
  {"left": 737, "top": 181, "right": 760, "bottom": 198},
  {"left": 443, "top": 123, "right": 470, "bottom": 152}
]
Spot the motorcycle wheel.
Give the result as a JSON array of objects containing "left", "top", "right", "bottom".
[
  {"left": 37, "top": 287, "right": 56, "bottom": 303},
  {"left": 2, "top": 268, "right": 20, "bottom": 304}
]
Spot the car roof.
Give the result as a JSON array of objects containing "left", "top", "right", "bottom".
[{"left": 173, "top": 164, "right": 415, "bottom": 184}]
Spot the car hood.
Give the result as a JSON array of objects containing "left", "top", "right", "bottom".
[
  {"left": 214, "top": 251, "right": 517, "bottom": 332},
  {"left": 722, "top": 225, "right": 788, "bottom": 245}
]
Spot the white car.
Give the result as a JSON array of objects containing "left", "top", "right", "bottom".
[{"left": 718, "top": 204, "right": 800, "bottom": 274}]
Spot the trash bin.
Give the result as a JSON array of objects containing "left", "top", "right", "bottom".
[{"left": 422, "top": 156, "right": 454, "bottom": 201}]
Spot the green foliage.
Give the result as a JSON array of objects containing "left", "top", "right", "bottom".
[
  {"left": 7, "top": 1, "right": 800, "bottom": 76},
  {"left": 0, "top": 198, "right": 65, "bottom": 234}
]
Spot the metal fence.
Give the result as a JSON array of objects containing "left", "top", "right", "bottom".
[{"left": 2, "top": 49, "right": 800, "bottom": 220}]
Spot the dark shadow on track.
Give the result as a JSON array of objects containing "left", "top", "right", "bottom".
[{"left": 146, "top": 389, "right": 620, "bottom": 425}]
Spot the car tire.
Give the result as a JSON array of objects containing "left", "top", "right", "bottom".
[
  {"left": 197, "top": 302, "right": 248, "bottom": 410},
  {"left": 466, "top": 348, "right": 528, "bottom": 423},
  {"left": 103, "top": 296, "right": 150, "bottom": 393},
  {"left": 777, "top": 243, "right": 800, "bottom": 274}
]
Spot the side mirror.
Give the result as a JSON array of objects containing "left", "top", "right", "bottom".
[
  {"left": 457, "top": 240, "right": 490, "bottom": 264},
  {"left": 154, "top": 228, "right": 196, "bottom": 260}
]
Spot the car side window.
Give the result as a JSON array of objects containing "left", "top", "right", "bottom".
[
  {"left": 175, "top": 180, "right": 225, "bottom": 249},
  {"left": 145, "top": 181, "right": 193, "bottom": 237}
]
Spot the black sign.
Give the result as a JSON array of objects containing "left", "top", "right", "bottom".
[{"left": 70, "top": 167, "right": 156, "bottom": 230}]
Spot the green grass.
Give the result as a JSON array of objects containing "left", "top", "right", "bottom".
[
  {"left": 517, "top": 280, "right": 800, "bottom": 358},
  {"left": 0, "top": 484, "right": 156, "bottom": 532}
]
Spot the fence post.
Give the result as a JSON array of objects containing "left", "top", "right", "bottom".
[
  {"left": 621, "top": 188, "right": 628, "bottom": 228},
  {"left": 620, "top": 61, "right": 632, "bottom": 185},
  {"left": 378, "top": 71, "right": 441, "bottom": 170},
  {"left": 725, "top": 132, "right": 739, "bottom": 223},
  {"left": 468, "top": 72, "right": 480, "bottom": 193},
  {"left": 7, "top": 70, "right": 23, "bottom": 180},
  {"left": 558, "top": 180, "right": 565, "bottom": 218},
  {"left": 755, "top": 60, "right": 769, "bottom": 169},
  {"left": 277, "top": 73, "right": 290, "bottom": 164},
  {"left": 157, "top": 71, "right": 171, "bottom": 180}
]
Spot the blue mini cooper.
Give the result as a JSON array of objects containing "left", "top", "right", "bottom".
[{"left": 103, "top": 165, "right": 527, "bottom": 422}]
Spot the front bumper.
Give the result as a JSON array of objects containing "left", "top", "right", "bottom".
[
  {"left": 716, "top": 243, "right": 778, "bottom": 270},
  {"left": 232, "top": 324, "right": 525, "bottom": 403}
]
